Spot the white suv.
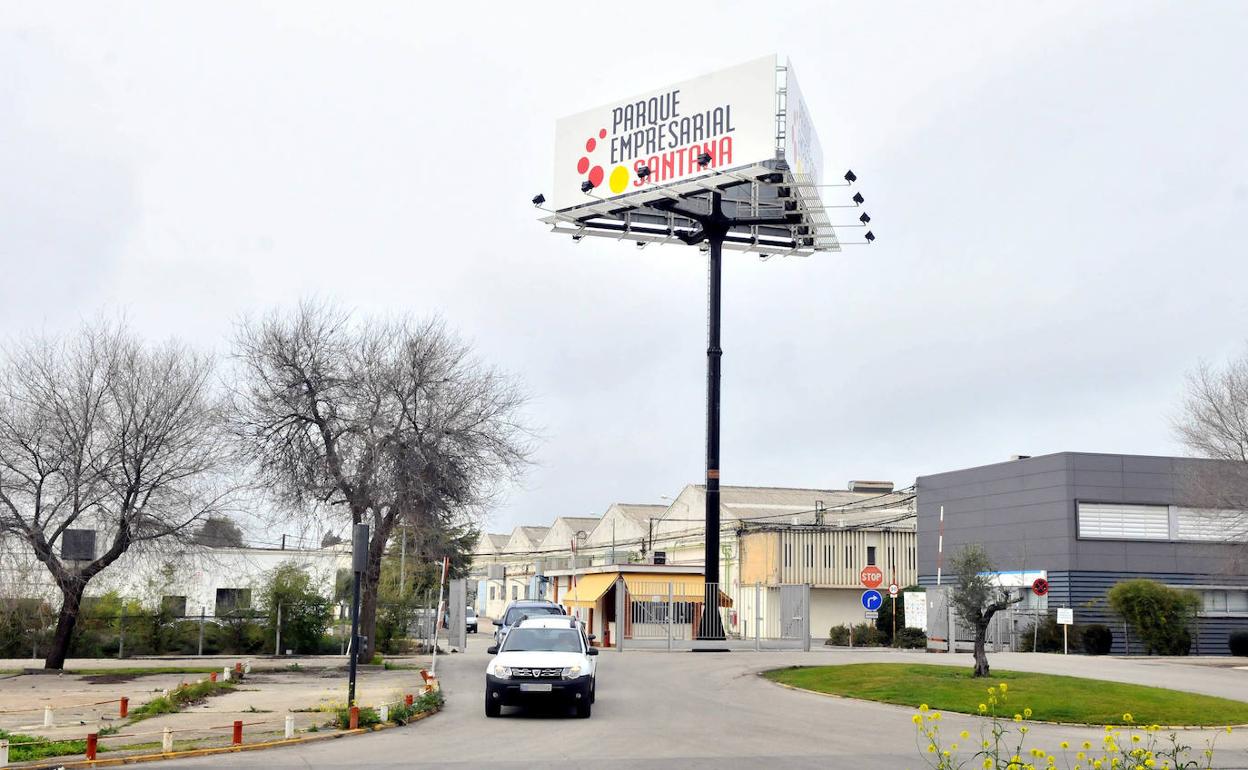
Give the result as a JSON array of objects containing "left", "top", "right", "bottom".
[{"left": 484, "top": 615, "right": 599, "bottom": 718}]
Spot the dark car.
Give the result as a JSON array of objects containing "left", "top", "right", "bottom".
[{"left": 493, "top": 600, "right": 567, "bottom": 645}]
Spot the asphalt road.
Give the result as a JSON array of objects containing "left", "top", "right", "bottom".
[{"left": 148, "top": 631, "right": 1248, "bottom": 769}]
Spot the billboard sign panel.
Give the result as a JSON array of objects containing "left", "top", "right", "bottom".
[
  {"left": 904, "top": 591, "right": 928, "bottom": 632},
  {"left": 783, "top": 58, "right": 823, "bottom": 188},
  {"left": 552, "top": 55, "right": 779, "bottom": 212}
]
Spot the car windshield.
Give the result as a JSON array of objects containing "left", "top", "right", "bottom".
[
  {"left": 503, "top": 605, "right": 563, "bottom": 625},
  {"left": 501, "top": 628, "right": 583, "bottom": 653},
  {"left": 467, "top": 607, "right": 476, "bottom": 616}
]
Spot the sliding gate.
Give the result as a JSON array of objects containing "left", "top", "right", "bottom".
[{"left": 620, "top": 580, "right": 810, "bottom": 651}]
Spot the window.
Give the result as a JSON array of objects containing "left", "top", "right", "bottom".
[
  {"left": 1174, "top": 508, "right": 1248, "bottom": 542},
  {"left": 867, "top": 546, "right": 876, "bottom": 566},
  {"left": 783, "top": 542, "right": 792, "bottom": 568},
  {"left": 215, "top": 588, "right": 251, "bottom": 617},
  {"left": 489, "top": 586, "right": 496, "bottom": 600},
  {"left": 805, "top": 543, "right": 814, "bottom": 567},
  {"left": 845, "top": 545, "right": 852, "bottom": 566},
  {"left": 888, "top": 547, "right": 896, "bottom": 570},
  {"left": 823, "top": 545, "right": 833, "bottom": 569},
  {"left": 1200, "top": 589, "right": 1248, "bottom": 615},
  {"left": 511, "top": 585, "right": 518, "bottom": 600},
  {"left": 161, "top": 596, "right": 187, "bottom": 617},
  {"left": 61, "top": 529, "right": 96, "bottom": 561},
  {"left": 1077, "top": 503, "right": 1169, "bottom": 540}
]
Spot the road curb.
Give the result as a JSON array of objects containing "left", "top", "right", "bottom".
[
  {"left": 7, "top": 706, "right": 441, "bottom": 770},
  {"left": 759, "top": 674, "right": 1248, "bottom": 731}
]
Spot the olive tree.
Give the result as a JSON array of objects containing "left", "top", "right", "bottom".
[
  {"left": 230, "top": 301, "right": 530, "bottom": 661},
  {"left": 0, "top": 320, "right": 232, "bottom": 669},
  {"left": 949, "top": 544, "right": 1023, "bottom": 677}
]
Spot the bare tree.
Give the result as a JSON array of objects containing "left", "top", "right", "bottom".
[
  {"left": 230, "top": 301, "right": 531, "bottom": 661},
  {"left": 949, "top": 544, "right": 1023, "bottom": 677},
  {"left": 0, "top": 320, "right": 232, "bottom": 669},
  {"left": 1174, "top": 355, "right": 1248, "bottom": 565}
]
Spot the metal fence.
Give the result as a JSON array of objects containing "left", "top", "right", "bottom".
[{"left": 617, "top": 581, "right": 810, "bottom": 651}]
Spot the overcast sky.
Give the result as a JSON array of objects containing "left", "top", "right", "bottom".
[{"left": 4, "top": 1, "right": 1247, "bottom": 539}]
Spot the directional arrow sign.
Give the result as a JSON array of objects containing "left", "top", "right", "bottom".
[{"left": 861, "top": 589, "right": 883, "bottom": 612}]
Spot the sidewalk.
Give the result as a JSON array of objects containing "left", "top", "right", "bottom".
[{"left": 0, "top": 655, "right": 440, "bottom": 765}]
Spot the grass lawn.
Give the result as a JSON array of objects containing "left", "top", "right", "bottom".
[
  {"left": 763, "top": 663, "right": 1248, "bottom": 726},
  {"left": 67, "top": 665, "right": 223, "bottom": 677}
]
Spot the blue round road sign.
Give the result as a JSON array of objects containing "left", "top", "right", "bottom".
[{"left": 861, "top": 589, "right": 883, "bottom": 611}]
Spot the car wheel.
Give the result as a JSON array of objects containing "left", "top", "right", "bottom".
[
  {"left": 485, "top": 694, "right": 501, "bottom": 718},
  {"left": 576, "top": 698, "right": 592, "bottom": 719}
]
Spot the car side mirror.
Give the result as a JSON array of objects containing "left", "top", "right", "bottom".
[
  {"left": 587, "top": 634, "right": 596, "bottom": 641},
  {"left": 487, "top": 645, "right": 499, "bottom": 655},
  {"left": 586, "top": 647, "right": 599, "bottom": 656}
]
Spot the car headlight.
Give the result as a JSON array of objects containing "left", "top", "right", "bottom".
[
  {"left": 561, "top": 665, "right": 582, "bottom": 679},
  {"left": 492, "top": 666, "right": 512, "bottom": 679}
]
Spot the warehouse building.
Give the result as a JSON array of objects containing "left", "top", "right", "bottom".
[{"left": 916, "top": 452, "right": 1248, "bottom": 654}]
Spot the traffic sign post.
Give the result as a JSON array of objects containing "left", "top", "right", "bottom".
[
  {"left": 887, "top": 583, "right": 899, "bottom": 641},
  {"left": 1057, "top": 607, "right": 1073, "bottom": 655}
]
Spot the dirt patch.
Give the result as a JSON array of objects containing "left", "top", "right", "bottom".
[{"left": 82, "top": 673, "right": 141, "bottom": 685}]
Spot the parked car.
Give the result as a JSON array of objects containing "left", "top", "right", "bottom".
[
  {"left": 493, "top": 600, "right": 567, "bottom": 646},
  {"left": 484, "top": 615, "right": 598, "bottom": 718},
  {"left": 466, "top": 606, "right": 478, "bottom": 634}
]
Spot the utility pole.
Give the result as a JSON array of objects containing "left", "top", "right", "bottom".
[
  {"left": 399, "top": 525, "right": 407, "bottom": 599},
  {"left": 347, "top": 522, "right": 368, "bottom": 706}
]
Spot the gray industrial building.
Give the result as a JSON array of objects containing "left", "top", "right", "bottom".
[{"left": 916, "top": 452, "right": 1248, "bottom": 655}]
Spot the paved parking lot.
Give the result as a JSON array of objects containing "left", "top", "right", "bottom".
[{"left": 146, "top": 626, "right": 1248, "bottom": 770}]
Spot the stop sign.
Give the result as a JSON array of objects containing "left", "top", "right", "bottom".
[{"left": 860, "top": 566, "right": 884, "bottom": 588}]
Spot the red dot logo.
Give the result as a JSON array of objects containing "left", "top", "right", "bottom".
[{"left": 575, "top": 129, "right": 609, "bottom": 192}]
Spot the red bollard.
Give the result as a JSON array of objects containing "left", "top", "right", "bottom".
[
  {"left": 232, "top": 720, "right": 243, "bottom": 746},
  {"left": 209, "top": 671, "right": 218, "bottom": 683},
  {"left": 119, "top": 696, "right": 129, "bottom": 718},
  {"left": 234, "top": 662, "right": 242, "bottom": 675},
  {"left": 404, "top": 694, "right": 413, "bottom": 707},
  {"left": 348, "top": 706, "right": 359, "bottom": 730},
  {"left": 86, "top": 733, "right": 98, "bottom": 760}
]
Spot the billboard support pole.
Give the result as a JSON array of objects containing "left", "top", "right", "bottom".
[{"left": 644, "top": 186, "right": 795, "bottom": 646}]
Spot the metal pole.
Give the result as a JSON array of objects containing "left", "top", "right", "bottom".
[
  {"left": 667, "top": 582, "right": 674, "bottom": 652},
  {"left": 431, "top": 556, "right": 449, "bottom": 676},
  {"left": 399, "top": 526, "right": 406, "bottom": 599},
  {"left": 699, "top": 219, "right": 726, "bottom": 641},
  {"left": 275, "top": 603, "right": 282, "bottom": 656},
  {"left": 754, "top": 583, "right": 761, "bottom": 651},
  {"left": 348, "top": 522, "right": 368, "bottom": 707},
  {"left": 118, "top": 607, "right": 125, "bottom": 659},
  {"left": 198, "top": 608, "right": 205, "bottom": 656}
]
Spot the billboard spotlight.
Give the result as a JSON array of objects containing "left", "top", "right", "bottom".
[
  {"left": 844, "top": 169, "right": 857, "bottom": 183},
  {"left": 859, "top": 212, "right": 871, "bottom": 224},
  {"left": 696, "top": 152, "right": 713, "bottom": 168},
  {"left": 581, "top": 180, "right": 595, "bottom": 194},
  {"left": 636, "top": 165, "right": 651, "bottom": 181},
  {"left": 532, "top": 193, "right": 546, "bottom": 207},
  {"left": 852, "top": 192, "right": 865, "bottom": 205},
  {"left": 865, "top": 230, "right": 875, "bottom": 243}
]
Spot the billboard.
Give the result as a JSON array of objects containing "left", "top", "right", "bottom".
[{"left": 552, "top": 55, "right": 780, "bottom": 212}]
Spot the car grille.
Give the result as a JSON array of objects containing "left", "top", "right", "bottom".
[{"left": 511, "top": 667, "right": 562, "bottom": 679}]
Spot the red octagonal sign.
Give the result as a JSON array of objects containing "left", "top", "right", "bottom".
[{"left": 860, "top": 566, "right": 884, "bottom": 588}]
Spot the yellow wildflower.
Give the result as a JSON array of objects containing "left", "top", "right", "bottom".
[{"left": 920, "top": 703, "right": 929, "bottom": 712}]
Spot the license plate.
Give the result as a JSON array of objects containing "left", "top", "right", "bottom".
[{"left": 520, "top": 683, "right": 553, "bottom": 692}]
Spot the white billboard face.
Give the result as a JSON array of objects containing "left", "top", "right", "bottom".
[
  {"left": 552, "top": 56, "right": 779, "bottom": 212},
  {"left": 783, "top": 59, "right": 823, "bottom": 188}
]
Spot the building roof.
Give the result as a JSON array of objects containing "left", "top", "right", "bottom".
[
  {"left": 555, "top": 516, "right": 601, "bottom": 532},
  {"left": 519, "top": 526, "right": 550, "bottom": 542},
  {"left": 613, "top": 504, "right": 667, "bottom": 524},
  {"left": 689, "top": 484, "right": 915, "bottom": 529}
]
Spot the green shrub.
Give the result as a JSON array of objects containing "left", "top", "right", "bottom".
[
  {"left": 1107, "top": 579, "right": 1199, "bottom": 656},
  {"left": 130, "top": 679, "right": 237, "bottom": 721},
  {"left": 260, "top": 565, "right": 332, "bottom": 654},
  {"left": 386, "top": 690, "right": 443, "bottom": 724},
  {"left": 1230, "top": 629, "right": 1248, "bottom": 656},
  {"left": 892, "top": 626, "right": 927, "bottom": 649},
  {"left": 1019, "top": 614, "right": 1081, "bottom": 653},
  {"left": 1082, "top": 624, "right": 1114, "bottom": 655},
  {"left": 825, "top": 623, "right": 885, "bottom": 646},
  {"left": 335, "top": 705, "right": 381, "bottom": 729}
]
